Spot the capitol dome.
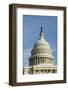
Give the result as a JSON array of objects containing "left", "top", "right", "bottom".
[
  {"left": 29, "top": 27, "right": 54, "bottom": 66},
  {"left": 24, "top": 27, "right": 57, "bottom": 74},
  {"left": 31, "top": 28, "right": 54, "bottom": 59}
]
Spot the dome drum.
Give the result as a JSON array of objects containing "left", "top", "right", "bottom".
[{"left": 29, "top": 56, "right": 54, "bottom": 66}]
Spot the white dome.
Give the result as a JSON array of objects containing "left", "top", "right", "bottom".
[
  {"left": 31, "top": 29, "right": 54, "bottom": 59},
  {"left": 34, "top": 36, "right": 50, "bottom": 49}
]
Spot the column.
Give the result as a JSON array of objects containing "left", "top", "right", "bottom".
[
  {"left": 34, "top": 57, "right": 36, "bottom": 65},
  {"left": 35, "top": 57, "right": 36, "bottom": 65},
  {"left": 36, "top": 57, "right": 37, "bottom": 65},
  {"left": 39, "top": 57, "right": 40, "bottom": 64},
  {"left": 38, "top": 57, "right": 39, "bottom": 64},
  {"left": 37, "top": 57, "right": 38, "bottom": 64},
  {"left": 41, "top": 57, "right": 42, "bottom": 64},
  {"left": 32, "top": 58, "right": 34, "bottom": 65}
]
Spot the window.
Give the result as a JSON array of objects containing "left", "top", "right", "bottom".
[
  {"left": 41, "top": 70, "right": 44, "bottom": 73},
  {"left": 45, "top": 70, "right": 47, "bottom": 73},
  {"left": 48, "top": 69, "right": 51, "bottom": 73},
  {"left": 53, "top": 69, "right": 56, "bottom": 73},
  {"left": 36, "top": 70, "right": 38, "bottom": 73}
]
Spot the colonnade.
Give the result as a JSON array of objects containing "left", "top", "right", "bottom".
[{"left": 29, "top": 57, "right": 53, "bottom": 66}]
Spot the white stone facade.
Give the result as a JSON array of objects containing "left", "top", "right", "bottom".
[{"left": 24, "top": 28, "right": 57, "bottom": 74}]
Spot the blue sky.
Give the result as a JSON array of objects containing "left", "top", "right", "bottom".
[{"left": 23, "top": 15, "right": 57, "bottom": 66}]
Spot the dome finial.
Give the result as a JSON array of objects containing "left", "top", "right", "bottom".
[
  {"left": 40, "top": 26, "right": 44, "bottom": 39},
  {"left": 41, "top": 26, "right": 43, "bottom": 33}
]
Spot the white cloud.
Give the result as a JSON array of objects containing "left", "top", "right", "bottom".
[
  {"left": 24, "top": 48, "right": 32, "bottom": 66},
  {"left": 52, "top": 48, "right": 57, "bottom": 52}
]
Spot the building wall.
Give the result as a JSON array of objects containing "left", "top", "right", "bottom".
[{"left": 24, "top": 65, "right": 57, "bottom": 74}]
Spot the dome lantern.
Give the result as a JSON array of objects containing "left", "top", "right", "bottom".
[{"left": 40, "top": 26, "right": 45, "bottom": 40}]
